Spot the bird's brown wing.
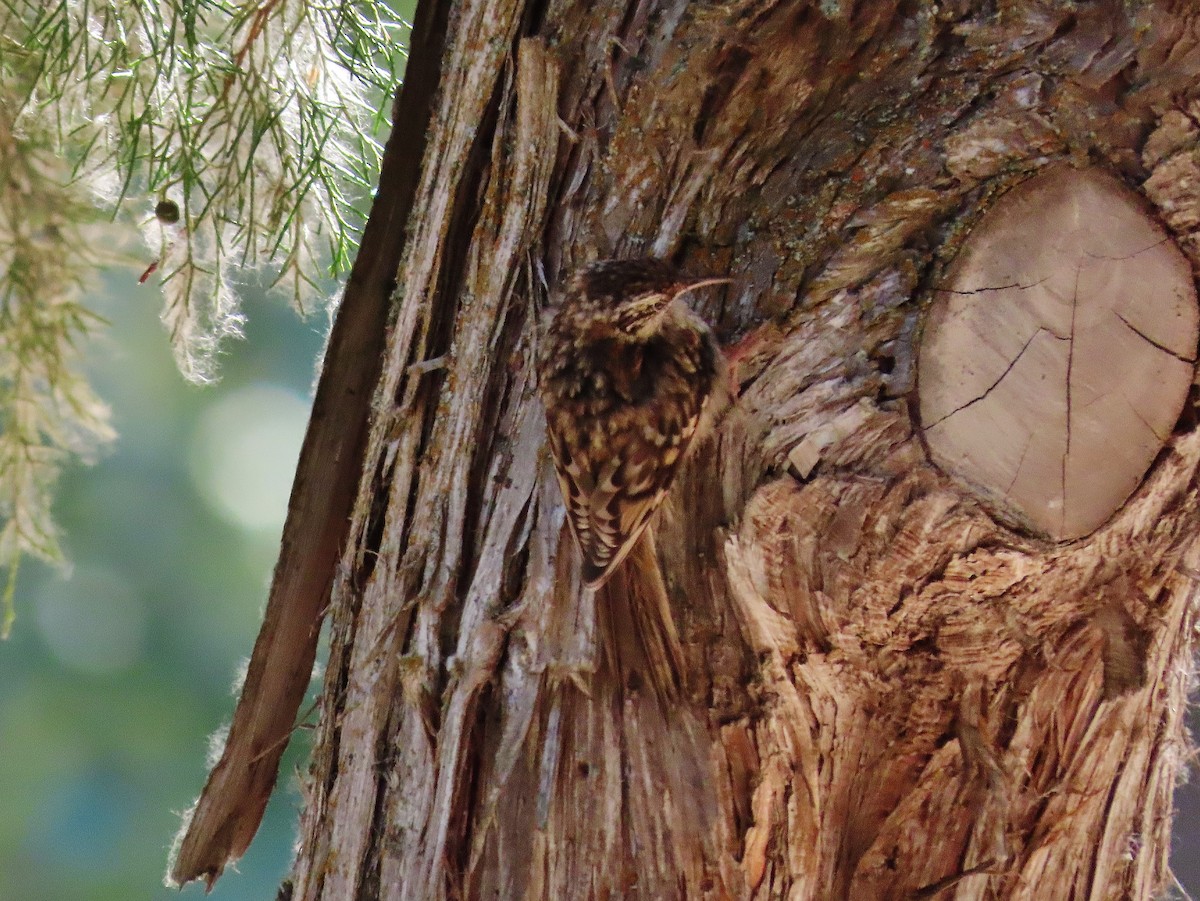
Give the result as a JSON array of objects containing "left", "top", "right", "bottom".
[{"left": 546, "top": 402, "right": 703, "bottom": 588}]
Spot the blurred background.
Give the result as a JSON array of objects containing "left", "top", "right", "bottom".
[{"left": 0, "top": 273, "right": 326, "bottom": 900}]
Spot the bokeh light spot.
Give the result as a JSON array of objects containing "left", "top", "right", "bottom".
[{"left": 188, "top": 385, "right": 309, "bottom": 532}]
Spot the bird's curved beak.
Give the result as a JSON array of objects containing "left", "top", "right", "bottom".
[{"left": 671, "top": 277, "right": 733, "bottom": 301}]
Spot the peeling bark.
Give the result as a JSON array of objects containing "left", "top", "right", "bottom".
[{"left": 282, "top": 2, "right": 1200, "bottom": 899}]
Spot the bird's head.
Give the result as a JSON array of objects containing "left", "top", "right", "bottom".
[{"left": 573, "top": 258, "right": 730, "bottom": 340}]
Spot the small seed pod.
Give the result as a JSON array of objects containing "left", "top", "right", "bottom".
[{"left": 155, "top": 199, "right": 181, "bottom": 225}]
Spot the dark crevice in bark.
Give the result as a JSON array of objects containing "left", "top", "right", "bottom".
[
  {"left": 452, "top": 680, "right": 496, "bottom": 896},
  {"left": 356, "top": 457, "right": 394, "bottom": 586},
  {"left": 694, "top": 44, "right": 753, "bottom": 146},
  {"left": 520, "top": 0, "right": 551, "bottom": 39}
]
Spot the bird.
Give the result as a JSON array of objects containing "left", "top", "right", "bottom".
[{"left": 537, "top": 257, "right": 730, "bottom": 588}]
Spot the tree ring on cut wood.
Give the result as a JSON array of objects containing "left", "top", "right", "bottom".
[{"left": 918, "top": 165, "right": 1199, "bottom": 541}]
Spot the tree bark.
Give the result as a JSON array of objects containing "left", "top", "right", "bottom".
[{"left": 289, "top": 1, "right": 1200, "bottom": 898}]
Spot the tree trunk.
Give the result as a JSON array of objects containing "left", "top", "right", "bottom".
[{"left": 289, "top": 1, "right": 1200, "bottom": 898}]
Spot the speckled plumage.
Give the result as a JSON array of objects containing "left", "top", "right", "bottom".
[{"left": 538, "top": 258, "right": 726, "bottom": 588}]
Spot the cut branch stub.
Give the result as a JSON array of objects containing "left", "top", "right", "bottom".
[{"left": 918, "top": 165, "right": 1198, "bottom": 540}]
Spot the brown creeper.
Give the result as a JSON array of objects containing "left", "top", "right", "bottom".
[{"left": 538, "top": 258, "right": 730, "bottom": 588}]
